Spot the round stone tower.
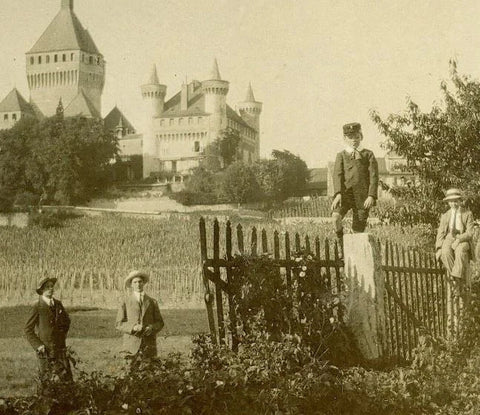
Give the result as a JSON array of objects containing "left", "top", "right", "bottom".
[
  {"left": 236, "top": 83, "right": 262, "bottom": 156},
  {"left": 202, "top": 59, "right": 229, "bottom": 141},
  {"left": 141, "top": 64, "right": 166, "bottom": 178}
]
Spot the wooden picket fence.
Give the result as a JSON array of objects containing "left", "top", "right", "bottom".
[
  {"left": 199, "top": 217, "right": 463, "bottom": 362},
  {"left": 198, "top": 217, "right": 343, "bottom": 348},
  {"left": 380, "top": 240, "right": 455, "bottom": 361}
]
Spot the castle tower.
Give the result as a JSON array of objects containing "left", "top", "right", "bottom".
[
  {"left": 141, "top": 64, "right": 167, "bottom": 177},
  {"left": 25, "top": 0, "right": 105, "bottom": 117},
  {"left": 202, "top": 59, "right": 229, "bottom": 141},
  {"left": 236, "top": 83, "right": 262, "bottom": 156}
]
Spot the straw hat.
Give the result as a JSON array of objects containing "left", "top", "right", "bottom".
[
  {"left": 443, "top": 188, "right": 463, "bottom": 202},
  {"left": 36, "top": 277, "right": 57, "bottom": 295},
  {"left": 124, "top": 270, "right": 149, "bottom": 289}
]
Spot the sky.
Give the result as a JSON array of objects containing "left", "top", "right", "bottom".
[{"left": 1, "top": 0, "right": 480, "bottom": 167}]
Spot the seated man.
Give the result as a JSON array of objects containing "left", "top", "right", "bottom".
[{"left": 435, "top": 188, "right": 475, "bottom": 280}]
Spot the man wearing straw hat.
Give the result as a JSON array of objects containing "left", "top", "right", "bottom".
[
  {"left": 24, "top": 277, "right": 72, "bottom": 394},
  {"left": 435, "top": 188, "right": 475, "bottom": 280},
  {"left": 116, "top": 270, "right": 164, "bottom": 359}
]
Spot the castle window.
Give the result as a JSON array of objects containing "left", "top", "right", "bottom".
[
  {"left": 71, "top": 53, "right": 74, "bottom": 61},
  {"left": 81, "top": 54, "right": 84, "bottom": 62},
  {"left": 62, "top": 54, "right": 66, "bottom": 62},
  {"left": 194, "top": 141, "right": 200, "bottom": 152},
  {"left": 46, "top": 55, "right": 50, "bottom": 63},
  {"left": 30, "top": 57, "right": 34, "bottom": 65},
  {"left": 89, "top": 56, "right": 93, "bottom": 64},
  {"left": 188, "top": 117, "right": 193, "bottom": 125},
  {"left": 97, "top": 57, "right": 100, "bottom": 65},
  {"left": 3, "top": 114, "right": 8, "bottom": 121},
  {"left": 12, "top": 113, "right": 17, "bottom": 121},
  {"left": 169, "top": 118, "right": 174, "bottom": 126},
  {"left": 38, "top": 56, "right": 42, "bottom": 64},
  {"left": 54, "top": 54, "right": 58, "bottom": 63}
]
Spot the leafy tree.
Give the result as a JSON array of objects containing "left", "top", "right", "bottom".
[
  {"left": 0, "top": 115, "right": 118, "bottom": 205},
  {"left": 371, "top": 61, "right": 480, "bottom": 223},
  {"left": 200, "top": 127, "right": 241, "bottom": 171},
  {"left": 253, "top": 150, "right": 309, "bottom": 203},
  {"left": 221, "top": 161, "right": 261, "bottom": 204}
]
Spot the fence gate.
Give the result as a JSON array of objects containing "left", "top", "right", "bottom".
[
  {"left": 379, "top": 240, "right": 461, "bottom": 361},
  {"left": 199, "top": 217, "right": 344, "bottom": 349}
]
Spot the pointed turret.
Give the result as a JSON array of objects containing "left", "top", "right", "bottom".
[
  {"left": 236, "top": 83, "right": 262, "bottom": 156},
  {"left": 245, "top": 82, "right": 255, "bottom": 102},
  {"left": 56, "top": 97, "right": 64, "bottom": 118},
  {"left": 209, "top": 58, "right": 222, "bottom": 80},
  {"left": 148, "top": 64, "right": 160, "bottom": 85},
  {"left": 141, "top": 64, "right": 167, "bottom": 178}
]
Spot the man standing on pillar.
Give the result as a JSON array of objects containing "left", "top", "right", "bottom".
[{"left": 331, "top": 122, "right": 379, "bottom": 255}]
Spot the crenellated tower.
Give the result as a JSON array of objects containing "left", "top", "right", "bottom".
[
  {"left": 25, "top": 0, "right": 105, "bottom": 117},
  {"left": 141, "top": 64, "right": 167, "bottom": 177},
  {"left": 202, "top": 59, "right": 229, "bottom": 140}
]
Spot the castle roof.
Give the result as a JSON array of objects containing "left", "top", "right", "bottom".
[
  {"left": 161, "top": 89, "right": 208, "bottom": 117},
  {"left": 147, "top": 64, "right": 160, "bottom": 85},
  {"left": 245, "top": 83, "right": 256, "bottom": 102},
  {"left": 28, "top": 2, "right": 100, "bottom": 54},
  {"left": 104, "top": 106, "right": 136, "bottom": 132},
  {"left": 226, "top": 105, "right": 255, "bottom": 131},
  {"left": 0, "top": 88, "right": 34, "bottom": 114},
  {"left": 64, "top": 90, "right": 100, "bottom": 118},
  {"left": 207, "top": 58, "right": 222, "bottom": 80}
]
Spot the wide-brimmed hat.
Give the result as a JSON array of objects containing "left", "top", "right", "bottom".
[
  {"left": 36, "top": 277, "right": 57, "bottom": 295},
  {"left": 124, "top": 270, "right": 149, "bottom": 289},
  {"left": 443, "top": 188, "right": 463, "bottom": 202}
]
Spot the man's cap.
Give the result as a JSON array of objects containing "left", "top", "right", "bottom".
[
  {"left": 36, "top": 277, "right": 57, "bottom": 295},
  {"left": 343, "top": 122, "right": 362, "bottom": 135},
  {"left": 443, "top": 188, "right": 463, "bottom": 202},
  {"left": 124, "top": 270, "right": 150, "bottom": 289}
]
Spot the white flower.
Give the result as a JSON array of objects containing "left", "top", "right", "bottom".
[
  {"left": 329, "top": 317, "right": 335, "bottom": 324},
  {"left": 299, "top": 271, "right": 306, "bottom": 277},
  {"left": 216, "top": 380, "right": 225, "bottom": 387},
  {"left": 301, "top": 266, "right": 307, "bottom": 271},
  {"left": 295, "top": 257, "right": 302, "bottom": 262},
  {"left": 121, "top": 403, "right": 128, "bottom": 410}
]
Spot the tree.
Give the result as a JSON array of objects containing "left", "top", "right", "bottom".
[
  {"left": 0, "top": 115, "right": 118, "bottom": 205},
  {"left": 371, "top": 61, "right": 480, "bottom": 223},
  {"left": 221, "top": 161, "right": 261, "bottom": 204},
  {"left": 253, "top": 150, "right": 310, "bottom": 203},
  {"left": 200, "top": 127, "right": 241, "bottom": 172}
]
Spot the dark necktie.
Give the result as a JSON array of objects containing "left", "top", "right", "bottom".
[
  {"left": 450, "top": 209, "right": 457, "bottom": 235},
  {"left": 351, "top": 150, "right": 361, "bottom": 160}
]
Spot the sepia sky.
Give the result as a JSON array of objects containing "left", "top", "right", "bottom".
[{"left": 1, "top": 0, "right": 480, "bottom": 167}]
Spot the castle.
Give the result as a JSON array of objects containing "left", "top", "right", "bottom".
[{"left": 0, "top": 0, "right": 262, "bottom": 180}]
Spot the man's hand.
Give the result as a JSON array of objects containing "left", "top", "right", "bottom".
[
  {"left": 331, "top": 194, "right": 342, "bottom": 210},
  {"left": 143, "top": 325, "right": 153, "bottom": 336},
  {"left": 37, "top": 345, "right": 46, "bottom": 354},
  {"left": 133, "top": 323, "right": 143, "bottom": 333},
  {"left": 363, "top": 196, "right": 375, "bottom": 209}
]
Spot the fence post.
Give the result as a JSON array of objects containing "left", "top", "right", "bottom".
[{"left": 343, "top": 233, "right": 385, "bottom": 360}]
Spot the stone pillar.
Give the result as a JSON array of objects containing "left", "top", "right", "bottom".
[{"left": 343, "top": 233, "right": 385, "bottom": 360}]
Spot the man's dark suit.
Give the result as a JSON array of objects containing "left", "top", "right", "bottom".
[
  {"left": 116, "top": 293, "right": 164, "bottom": 358},
  {"left": 333, "top": 149, "right": 378, "bottom": 232},
  {"left": 24, "top": 298, "right": 72, "bottom": 390}
]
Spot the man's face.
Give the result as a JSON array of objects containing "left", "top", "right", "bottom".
[
  {"left": 42, "top": 281, "right": 55, "bottom": 298},
  {"left": 448, "top": 200, "right": 461, "bottom": 209},
  {"left": 343, "top": 132, "right": 362, "bottom": 149},
  {"left": 131, "top": 277, "right": 145, "bottom": 293}
]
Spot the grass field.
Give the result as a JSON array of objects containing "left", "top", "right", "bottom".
[{"left": 0, "top": 306, "right": 209, "bottom": 397}]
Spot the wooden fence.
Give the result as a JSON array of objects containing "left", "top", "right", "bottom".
[
  {"left": 380, "top": 240, "right": 450, "bottom": 361},
  {"left": 198, "top": 217, "right": 343, "bottom": 348},
  {"left": 199, "top": 217, "right": 463, "bottom": 361}
]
